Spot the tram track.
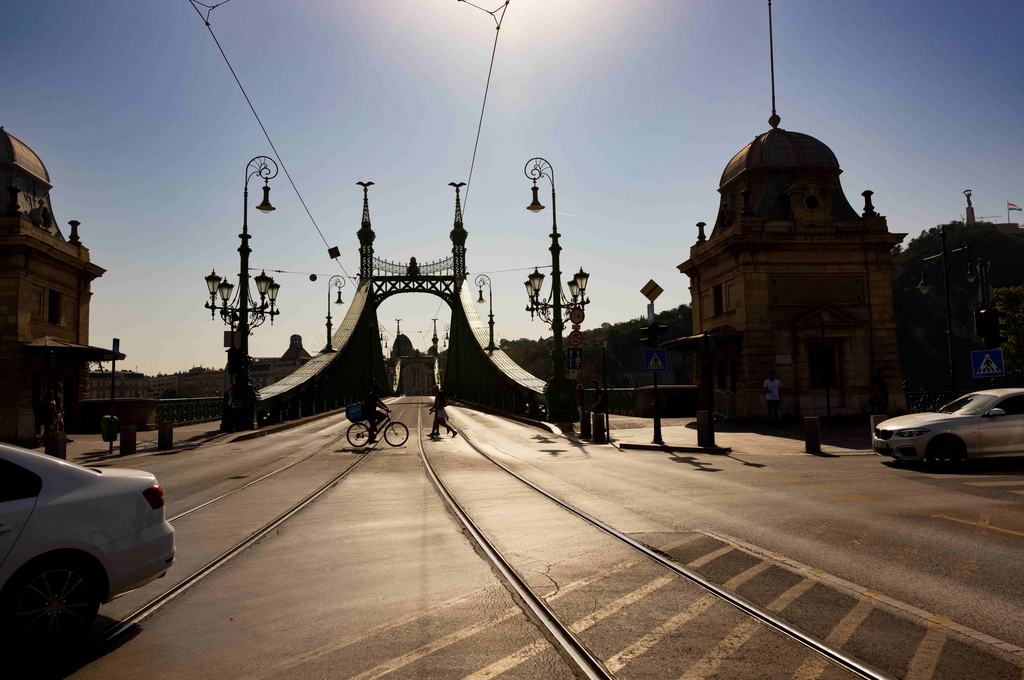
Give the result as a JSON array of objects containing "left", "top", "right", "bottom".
[
  {"left": 79, "top": 404, "right": 403, "bottom": 660},
  {"left": 423, "top": 407, "right": 893, "bottom": 680}
]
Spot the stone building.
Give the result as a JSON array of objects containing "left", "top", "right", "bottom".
[
  {"left": 669, "top": 118, "right": 906, "bottom": 420},
  {"left": 250, "top": 334, "right": 313, "bottom": 390},
  {"left": 178, "top": 366, "right": 230, "bottom": 398},
  {"left": 89, "top": 370, "right": 148, "bottom": 399},
  {"left": 0, "top": 126, "right": 119, "bottom": 443}
]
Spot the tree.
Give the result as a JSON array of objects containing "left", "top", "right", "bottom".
[{"left": 993, "top": 286, "right": 1024, "bottom": 385}]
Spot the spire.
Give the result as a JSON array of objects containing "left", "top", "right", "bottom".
[
  {"left": 431, "top": 318, "right": 439, "bottom": 348},
  {"left": 449, "top": 182, "right": 467, "bottom": 279},
  {"left": 767, "top": 0, "right": 781, "bottom": 129},
  {"left": 356, "top": 181, "right": 375, "bottom": 282}
]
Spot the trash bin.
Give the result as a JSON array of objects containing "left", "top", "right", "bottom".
[{"left": 101, "top": 415, "right": 119, "bottom": 443}]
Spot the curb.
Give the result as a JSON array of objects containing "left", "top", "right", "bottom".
[
  {"left": 227, "top": 407, "right": 348, "bottom": 442},
  {"left": 618, "top": 442, "right": 732, "bottom": 454}
]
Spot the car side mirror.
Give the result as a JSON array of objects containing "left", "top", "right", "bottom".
[{"left": 987, "top": 408, "right": 1006, "bottom": 417}]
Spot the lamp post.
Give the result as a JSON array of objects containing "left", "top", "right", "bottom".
[
  {"left": 916, "top": 225, "right": 975, "bottom": 392},
  {"left": 322, "top": 276, "right": 346, "bottom": 353},
  {"left": 523, "top": 157, "right": 591, "bottom": 426},
  {"left": 475, "top": 274, "right": 496, "bottom": 352},
  {"left": 202, "top": 156, "right": 281, "bottom": 431}
]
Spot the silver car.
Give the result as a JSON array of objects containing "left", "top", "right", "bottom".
[{"left": 873, "top": 389, "right": 1024, "bottom": 464}]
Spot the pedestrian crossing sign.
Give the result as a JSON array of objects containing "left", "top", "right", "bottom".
[
  {"left": 971, "top": 349, "right": 1005, "bottom": 378},
  {"left": 644, "top": 349, "right": 667, "bottom": 373}
]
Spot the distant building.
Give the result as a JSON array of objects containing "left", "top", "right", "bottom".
[
  {"left": 147, "top": 372, "right": 179, "bottom": 398},
  {"left": 89, "top": 370, "right": 148, "bottom": 399},
  {"left": 0, "top": 126, "right": 118, "bottom": 443},
  {"left": 249, "top": 334, "right": 313, "bottom": 390},
  {"left": 178, "top": 366, "right": 230, "bottom": 398}
]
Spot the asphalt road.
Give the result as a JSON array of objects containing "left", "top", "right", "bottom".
[{"left": 37, "top": 397, "right": 1024, "bottom": 679}]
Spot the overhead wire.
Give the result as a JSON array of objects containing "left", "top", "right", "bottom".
[
  {"left": 187, "top": 0, "right": 353, "bottom": 282},
  {"left": 457, "top": 0, "right": 510, "bottom": 215}
]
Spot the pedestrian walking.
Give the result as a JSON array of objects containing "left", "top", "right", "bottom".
[
  {"left": 764, "top": 370, "right": 781, "bottom": 428},
  {"left": 429, "top": 385, "right": 456, "bottom": 437},
  {"left": 869, "top": 367, "right": 889, "bottom": 415}
]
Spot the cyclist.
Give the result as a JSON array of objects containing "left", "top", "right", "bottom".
[{"left": 363, "top": 383, "right": 389, "bottom": 443}]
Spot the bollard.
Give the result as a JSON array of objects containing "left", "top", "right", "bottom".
[
  {"left": 696, "top": 410, "right": 713, "bottom": 447},
  {"left": 120, "top": 425, "right": 137, "bottom": 456},
  {"left": 804, "top": 417, "right": 821, "bottom": 454},
  {"left": 579, "top": 408, "right": 592, "bottom": 438},
  {"left": 157, "top": 421, "right": 174, "bottom": 451},
  {"left": 592, "top": 411, "right": 607, "bottom": 444},
  {"left": 46, "top": 431, "right": 67, "bottom": 460},
  {"left": 869, "top": 414, "right": 888, "bottom": 434}
]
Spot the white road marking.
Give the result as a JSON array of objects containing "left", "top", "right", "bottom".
[
  {"left": 605, "top": 595, "right": 718, "bottom": 672},
  {"left": 905, "top": 619, "right": 950, "bottom": 680},
  {"left": 791, "top": 595, "right": 875, "bottom": 680},
  {"left": 678, "top": 618, "right": 763, "bottom": 680}
]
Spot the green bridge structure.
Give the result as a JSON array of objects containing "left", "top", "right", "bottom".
[{"left": 250, "top": 184, "right": 549, "bottom": 427}]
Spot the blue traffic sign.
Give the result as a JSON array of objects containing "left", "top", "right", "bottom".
[
  {"left": 971, "top": 349, "right": 1005, "bottom": 378},
  {"left": 566, "top": 348, "right": 583, "bottom": 370},
  {"left": 112, "top": 338, "right": 120, "bottom": 354},
  {"left": 644, "top": 348, "right": 667, "bottom": 373}
]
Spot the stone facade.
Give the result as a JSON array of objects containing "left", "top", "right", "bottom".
[
  {"left": 674, "top": 125, "right": 906, "bottom": 420},
  {"left": 89, "top": 370, "right": 148, "bottom": 399},
  {"left": 0, "top": 127, "right": 108, "bottom": 443}
]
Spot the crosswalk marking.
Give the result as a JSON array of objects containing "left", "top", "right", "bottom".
[
  {"left": 766, "top": 577, "right": 818, "bottom": 613},
  {"left": 687, "top": 545, "right": 733, "bottom": 568},
  {"left": 791, "top": 595, "right": 875, "bottom": 680},
  {"left": 905, "top": 620, "right": 950, "bottom": 680},
  {"left": 678, "top": 618, "right": 763, "bottom": 680},
  {"left": 569, "top": 574, "right": 677, "bottom": 633},
  {"left": 606, "top": 595, "right": 718, "bottom": 672},
  {"left": 723, "top": 560, "right": 772, "bottom": 590}
]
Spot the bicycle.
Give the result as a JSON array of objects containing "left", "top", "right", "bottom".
[{"left": 347, "top": 408, "right": 409, "bottom": 448}]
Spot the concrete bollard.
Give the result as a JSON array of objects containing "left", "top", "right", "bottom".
[
  {"left": 696, "top": 411, "right": 714, "bottom": 447},
  {"left": 579, "top": 408, "right": 592, "bottom": 438},
  {"left": 157, "top": 421, "right": 174, "bottom": 451},
  {"left": 120, "top": 425, "right": 137, "bottom": 456},
  {"left": 592, "top": 412, "right": 607, "bottom": 444},
  {"left": 804, "top": 417, "right": 821, "bottom": 454},
  {"left": 869, "top": 414, "right": 888, "bottom": 435},
  {"left": 46, "top": 431, "right": 67, "bottom": 460}
]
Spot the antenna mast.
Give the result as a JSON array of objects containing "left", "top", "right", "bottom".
[{"left": 768, "top": 0, "right": 780, "bottom": 129}]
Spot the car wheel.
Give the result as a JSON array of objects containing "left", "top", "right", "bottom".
[
  {"left": 0, "top": 555, "right": 102, "bottom": 649},
  {"left": 926, "top": 435, "right": 966, "bottom": 468}
]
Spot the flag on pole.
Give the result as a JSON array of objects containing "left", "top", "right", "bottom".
[{"left": 1010, "top": 202, "right": 1022, "bottom": 212}]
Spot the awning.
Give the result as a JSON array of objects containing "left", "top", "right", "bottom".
[
  {"left": 22, "top": 336, "right": 126, "bottom": 362},
  {"left": 662, "top": 330, "right": 743, "bottom": 352}
]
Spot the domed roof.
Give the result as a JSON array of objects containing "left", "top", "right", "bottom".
[
  {"left": 391, "top": 333, "right": 415, "bottom": 359},
  {"left": 0, "top": 126, "right": 50, "bottom": 184},
  {"left": 720, "top": 128, "right": 839, "bottom": 188}
]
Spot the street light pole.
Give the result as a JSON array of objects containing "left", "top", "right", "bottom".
[
  {"left": 323, "top": 276, "right": 346, "bottom": 353},
  {"left": 820, "top": 315, "right": 833, "bottom": 433},
  {"left": 475, "top": 274, "right": 495, "bottom": 352},
  {"left": 524, "top": 157, "right": 588, "bottom": 426}
]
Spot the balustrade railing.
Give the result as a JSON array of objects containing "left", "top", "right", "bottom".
[
  {"left": 156, "top": 397, "right": 221, "bottom": 425},
  {"left": 583, "top": 388, "right": 639, "bottom": 417},
  {"left": 904, "top": 391, "right": 963, "bottom": 413},
  {"left": 372, "top": 256, "right": 453, "bottom": 277}
]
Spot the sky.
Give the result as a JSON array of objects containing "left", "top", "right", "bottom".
[{"left": 2, "top": 0, "right": 1022, "bottom": 375}]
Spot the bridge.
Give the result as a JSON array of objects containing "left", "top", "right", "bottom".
[{"left": 247, "top": 184, "right": 549, "bottom": 429}]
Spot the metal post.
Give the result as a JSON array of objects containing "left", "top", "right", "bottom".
[
  {"left": 488, "top": 286, "right": 495, "bottom": 352},
  {"left": 109, "top": 351, "right": 116, "bottom": 456},
  {"left": 703, "top": 333, "right": 715, "bottom": 447},
  {"left": 939, "top": 227, "right": 956, "bottom": 392},
  {"left": 324, "top": 288, "right": 333, "bottom": 352},
  {"left": 652, "top": 372, "right": 663, "bottom": 445},
  {"left": 602, "top": 340, "right": 610, "bottom": 444},
  {"left": 820, "top": 316, "right": 832, "bottom": 433}
]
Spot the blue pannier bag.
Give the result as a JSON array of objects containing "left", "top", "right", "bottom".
[{"left": 346, "top": 404, "right": 364, "bottom": 422}]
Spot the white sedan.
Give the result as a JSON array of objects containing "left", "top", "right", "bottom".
[
  {"left": 873, "top": 388, "right": 1024, "bottom": 464},
  {"left": 0, "top": 443, "right": 175, "bottom": 647}
]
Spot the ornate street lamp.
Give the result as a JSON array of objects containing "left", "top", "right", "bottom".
[
  {"left": 523, "top": 157, "right": 591, "bottom": 426},
  {"left": 322, "top": 275, "right": 346, "bottom": 353},
  {"left": 475, "top": 273, "right": 496, "bottom": 352},
  {"left": 916, "top": 225, "right": 978, "bottom": 392},
  {"left": 201, "top": 155, "right": 282, "bottom": 432}
]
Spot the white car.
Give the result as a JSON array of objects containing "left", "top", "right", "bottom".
[
  {"left": 873, "top": 388, "right": 1024, "bottom": 464},
  {"left": 0, "top": 443, "right": 175, "bottom": 647}
]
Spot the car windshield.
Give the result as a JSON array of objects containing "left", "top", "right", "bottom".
[{"left": 937, "top": 394, "right": 998, "bottom": 415}]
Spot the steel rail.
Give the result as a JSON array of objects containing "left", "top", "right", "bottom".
[
  {"left": 416, "top": 404, "right": 614, "bottom": 680},
  {"left": 84, "top": 429, "right": 389, "bottom": 655},
  {"left": 448, "top": 412, "right": 894, "bottom": 680}
]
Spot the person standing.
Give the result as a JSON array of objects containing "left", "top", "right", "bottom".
[
  {"left": 870, "top": 368, "right": 889, "bottom": 415},
  {"left": 764, "top": 370, "right": 781, "bottom": 428},
  {"left": 428, "top": 385, "right": 456, "bottom": 438},
  {"left": 591, "top": 379, "right": 605, "bottom": 415}
]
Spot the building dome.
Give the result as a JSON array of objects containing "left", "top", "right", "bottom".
[
  {"left": 720, "top": 128, "right": 839, "bottom": 188},
  {"left": 711, "top": 126, "right": 858, "bottom": 236},
  {"left": 391, "top": 333, "right": 414, "bottom": 360},
  {"left": 0, "top": 126, "right": 62, "bottom": 239}
]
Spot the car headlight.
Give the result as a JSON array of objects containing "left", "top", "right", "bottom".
[{"left": 896, "top": 429, "right": 930, "bottom": 437}]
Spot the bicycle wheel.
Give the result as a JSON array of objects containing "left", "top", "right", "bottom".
[
  {"left": 347, "top": 422, "right": 371, "bottom": 448},
  {"left": 384, "top": 421, "right": 409, "bottom": 447}
]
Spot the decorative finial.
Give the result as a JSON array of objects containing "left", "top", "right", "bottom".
[
  {"left": 768, "top": 0, "right": 780, "bottom": 129},
  {"left": 696, "top": 222, "right": 707, "bottom": 243}
]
